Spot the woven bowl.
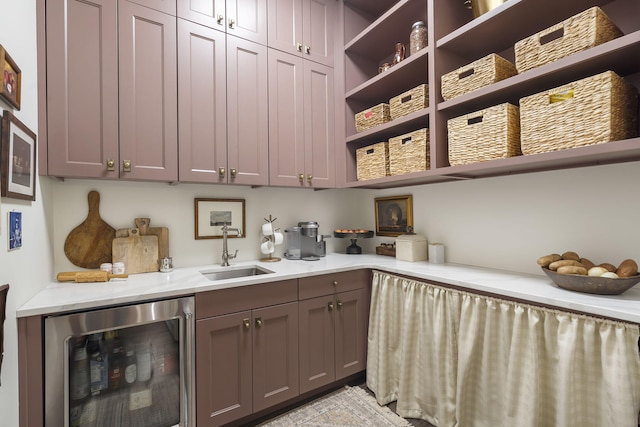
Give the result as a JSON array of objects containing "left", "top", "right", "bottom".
[{"left": 541, "top": 267, "right": 640, "bottom": 295}]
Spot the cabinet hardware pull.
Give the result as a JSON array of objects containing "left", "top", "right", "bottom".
[
  {"left": 304, "top": 45, "right": 310, "bottom": 55},
  {"left": 230, "top": 168, "right": 237, "bottom": 178},
  {"left": 218, "top": 167, "right": 225, "bottom": 178},
  {"left": 337, "top": 301, "right": 343, "bottom": 309},
  {"left": 296, "top": 43, "right": 302, "bottom": 52},
  {"left": 298, "top": 173, "right": 304, "bottom": 182},
  {"left": 307, "top": 174, "right": 313, "bottom": 183},
  {"left": 243, "top": 318, "right": 250, "bottom": 330},
  {"left": 332, "top": 280, "right": 338, "bottom": 286},
  {"left": 228, "top": 18, "right": 235, "bottom": 29},
  {"left": 123, "top": 160, "right": 131, "bottom": 172},
  {"left": 106, "top": 159, "right": 115, "bottom": 171},
  {"left": 255, "top": 318, "right": 263, "bottom": 328},
  {"left": 217, "top": 14, "right": 224, "bottom": 25},
  {"left": 328, "top": 302, "right": 334, "bottom": 311}
]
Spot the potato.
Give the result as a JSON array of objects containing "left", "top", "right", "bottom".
[
  {"left": 548, "top": 259, "right": 583, "bottom": 271},
  {"left": 598, "top": 263, "right": 616, "bottom": 272},
  {"left": 561, "top": 251, "right": 580, "bottom": 261},
  {"left": 557, "top": 265, "right": 587, "bottom": 276},
  {"left": 616, "top": 259, "right": 638, "bottom": 278},
  {"left": 537, "top": 254, "right": 562, "bottom": 267},
  {"left": 601, "top": 272, "right": 619, "bottom": 279},
  {"left": 588, "top": 266, "right": 608, "bottom": 277},
  {"left": 579, "top": 258, "right": 595, "bottom": 270}
]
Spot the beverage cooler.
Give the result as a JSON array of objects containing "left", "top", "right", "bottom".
[{"left": 44, "top": 297, "right": 195, "bottom": 427}]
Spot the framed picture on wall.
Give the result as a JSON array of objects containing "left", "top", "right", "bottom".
[
  {"left": 1, "top": 111, "right": 36, "bottom": 201},
  {"left": 374, "top": 195, "right": 413, "bottom": 237},
  {"left": 8, "top": 211, "right": 22, "bottom": 251},
  {"left": 0, "top": 45, "right": 21, "bottom": 110},
  {"left": 194, "top": 198, "right": 246, "bottom": 239}
]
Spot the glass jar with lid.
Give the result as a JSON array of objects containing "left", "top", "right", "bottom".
[{"left": 409, "top": 21, "right": 427, "bottom": 55}]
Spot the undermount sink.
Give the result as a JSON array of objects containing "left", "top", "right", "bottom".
[{"left": 200, "top": 265, "right": 274, "bottom": 281}]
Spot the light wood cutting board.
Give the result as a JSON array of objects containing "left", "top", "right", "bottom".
[
  {"left": 115, "top": 218, "right": 169, "bottom": 260},
  {"left": 112, "top": 228, "right": 159, "bottom": 274}
]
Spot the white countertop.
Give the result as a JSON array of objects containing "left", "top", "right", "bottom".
[{"left": 17, "top": 254, "right": 640, "bottom": 323}]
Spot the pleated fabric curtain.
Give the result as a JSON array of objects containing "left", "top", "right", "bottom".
[{"left": 366, "top": 271, "right": 640, "bottom": 427}]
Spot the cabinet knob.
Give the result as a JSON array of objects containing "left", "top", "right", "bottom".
[
  {"left": 123, "top": 160, "right": 131, "bottom": 172},
  {"left": 230, "top": 168, "right": 237, "bottom": 178},
  {"left": 255, "top": 318, "right": 263, "bottom": 328},
  {"left": 217, "top": 14, "right": 224, "bottom": 25},
  {"left": 332, "top": 280, "right": 338, "bottom": 286},
  {"left": 304, "top": 45, "right": 310, "bottom": 55},
  {"left": 328, "top": 302, "right": 334, "bottom": 311},
  {"left": 296, "top": 43, "right": 303, "bottom": 52},
  {"left": 243, "top": 318, "right": 250, "bottom": 330},
  {"left": 228, "top": 18, "right": 235, "bottom": 29},
  {"left": 298, "top": 173, "right": 304, "bottom": 182},
  {"left": 218, "top": 167, "right": 225, "bottom": 178},
  {"left": 307, "top": 174, "right": 313, "bottom": 183},
  {"left": 106, "top": 159, "right": 115, "bottom": 171},
  {"left": 337, "top": 300, "right": 343, "bottom": 309}
]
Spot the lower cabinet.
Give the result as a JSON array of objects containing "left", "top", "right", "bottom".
[
  {"left": 195, "top": 280, "right": 299, "bottom": 427},
  {"left": 298, "top": 270, "right": 371, "bottom": 394}
]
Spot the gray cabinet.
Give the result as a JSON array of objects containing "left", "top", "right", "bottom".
[
  {"left": 44, "top": 0, "right": 178, "bottom": 181},
  {"left": 268, "top": 0, "right": 335, "bottom": 67},
  {"left": 268, "top": 49, "right": 335, "bottom": 188}
]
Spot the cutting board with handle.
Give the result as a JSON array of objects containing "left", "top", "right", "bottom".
[
  {"left": 115, "top": 218, "right": 169, "bottom": 261},
  {"left": 112, "top": 228, "right": 159, "bottom": 274},
  {"left": 64, "top": 191, "right": 116, "bottom": 269}
]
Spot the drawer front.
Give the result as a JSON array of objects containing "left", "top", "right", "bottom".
[
  {"left": 196, "top": 279, "right": 298, "bottom": 319},
  {"left": 298, "top": 269, "right": 371, "bottom": 300}
]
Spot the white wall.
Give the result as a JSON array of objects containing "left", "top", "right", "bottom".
[{"left": 0, "top": 1, "right": 54, "bottom": 425}]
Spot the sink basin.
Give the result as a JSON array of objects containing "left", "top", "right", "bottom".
[{"left": 200, "top": 266, "right": 274, "bottom": 281}]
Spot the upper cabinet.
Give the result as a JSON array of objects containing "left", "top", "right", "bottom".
[
  {"left": 177, "top": 0, "right": 267, "bottom": 45},
  {"left": 45, "top": 0, "right": 178, "bottom": 181},
  {"left": 268, "top": 0, "right": 335, "bottom": 67},
  {"left": 338, "top": 0, "right": 640, "bottom": 188}
]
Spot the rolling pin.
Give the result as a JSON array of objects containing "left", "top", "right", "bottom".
[{"left": 57, "top": 271, "right": 129, "bottom": 283}]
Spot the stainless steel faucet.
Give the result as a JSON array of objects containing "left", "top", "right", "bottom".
[{"left": 221, "top": 224, "right": 242, "bottom": 266}]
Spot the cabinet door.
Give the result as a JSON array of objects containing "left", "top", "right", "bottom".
[
  {"left": 335, "top": 288, "right": 369, "bottom": 380},
  {"left": 127, "top": 0, "right": 176, "bottom": 15},
  {"left": 178, "top": 19, "right": 228, "bottom": 183},
  {"left": 304, "top": 60, "right": 335, "bottom": 188},
  {"left": 227, "top": 0, "right": 268, "bottom": 44},
  {"left": 299, "top": 295, "right": 336, "bottom": 394},
  {"left": 46, "top": 0, "right": 119, "bottom": 179},
  {"left": 268, "top": 50, "right": 306, "bottom": 187},
  {"left": 303, "top": 0, "right": 334, "bottom": 66},
  {"left": 252, "top": 302, "right": 299, "bottom": 412},
  {"left": 196, "top": 311, "right": 252, "bottom": 427},
  {"left": 226, "top": 35, "right": 269, "bottom": 185},
  {"left": 177, "top": 0, "right": 225, "bottom": 29},
  {"left": 267, "top": 0, "right": 303, "bottom": 56},
  {"left": 119, "top": 1, "right": 178, "bottom": 181}
]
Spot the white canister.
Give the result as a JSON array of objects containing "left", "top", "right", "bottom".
[
  {"left": 100, "top": 263, "right": 112, "bottom": 273},
  {"left": 112, "top": 262, "right": 126, "bottom": 275},
  {"left": 428, "top": 243, "right": 445, "bottom": 264},
  {"left": 395, "top": 232, "right": 428, "bottom": 262}
]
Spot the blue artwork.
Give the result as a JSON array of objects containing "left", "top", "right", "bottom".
[{"left": 8, "top": 211, "right": 22, "bottom": 250}]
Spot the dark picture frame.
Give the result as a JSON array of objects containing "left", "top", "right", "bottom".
[
  {"left": 194, "top": 198, "right": 246, "bottom": 239},
  {"left": 0, "top": 284, "right": 8, "bottom": 386},
  {"left": 1, "top": 111, "right": 36, "bottom": 201},
  {"left": 375, "top": 195, "right": 413, "bottom": 237},
  {"left": 0, "top": 45, "right": 21, "bottom": 110}
]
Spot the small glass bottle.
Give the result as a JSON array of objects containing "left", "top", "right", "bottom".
[
  {"left": 393, "top": 42, "right": 405, "bottom": 65},
  {"left": 409, "top": 21, "right": 427, "bottom": 55},
  {"left": 124, "top": 348, "right": 137, "bottom": 385}
]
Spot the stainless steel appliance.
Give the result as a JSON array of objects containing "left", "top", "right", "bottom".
[
  {"left": 284, "top": 221, "right": 329, "bottom": 261},
  {"left": 44, "top": 297, "right": 195, "bottom": 427}
]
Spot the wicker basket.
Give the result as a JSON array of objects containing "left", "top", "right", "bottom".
[
  {"left": 520, "top": 71, "right": 638, "bottom": 155},
  {"left": 441, "top": 54, "right": 517, "bottom": 101},
  {"left": 389, "top": 128, "right": 430, "bottom": 175},
  {"left": 389, "top": 84, "right": 429, "bottom": 120},
  {"left": 448, "top": 103, "right": 521, "bottom": 166},
  {"left": 355, "top": 103, "right": 391, "bottom": 132},
  {"left": 515, "top": 7, "right": 622, "bottom": 73},
  {"left": 356, "top": 142, "right": 389, "bottom": 181}
]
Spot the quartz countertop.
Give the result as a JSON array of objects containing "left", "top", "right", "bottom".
[{"left": 17, "top": 254, "right": 640, "bottom": 322}]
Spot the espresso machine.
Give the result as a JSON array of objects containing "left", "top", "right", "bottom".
[{"left": 284, "top": 221, "right": 330, "bottom": 260}]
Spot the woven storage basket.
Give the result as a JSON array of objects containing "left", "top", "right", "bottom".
[
  {"left": 356, "top": 142, "right": 389, "bottom": 181},
  {"left": 389, "top": 84, "right": 429, "bottom": 120},
  {"left": 515, "top": 7, "right": 622, "bottom": 73},
  {"left": 389, "top": 128, "right": 430, "bottom": 175},
  {"left": 447, "top": 103, "right": 521, "bottom": 166},
  {"left": 520, "top": 71, "right": 638, "bottom": 155},
  {"left": 441, "top": 54, "right": 517, "bottom": 101},
  {"left": 355, "top": 103, "right": 391, "bottom": 132}
]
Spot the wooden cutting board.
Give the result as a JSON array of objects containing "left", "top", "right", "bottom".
[
  {"left": 116, "top": 218, "right": 169, "bottom": 260},
  {"left": 64, "top": 191, "right": 116, "bottom": 269},
  {"left": 112, "top": 228, "right": 159, "bottom": 274}
]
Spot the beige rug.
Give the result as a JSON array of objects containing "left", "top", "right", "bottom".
[{"left": 257, "top": 385, "right": 412, "bottom": 426}]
